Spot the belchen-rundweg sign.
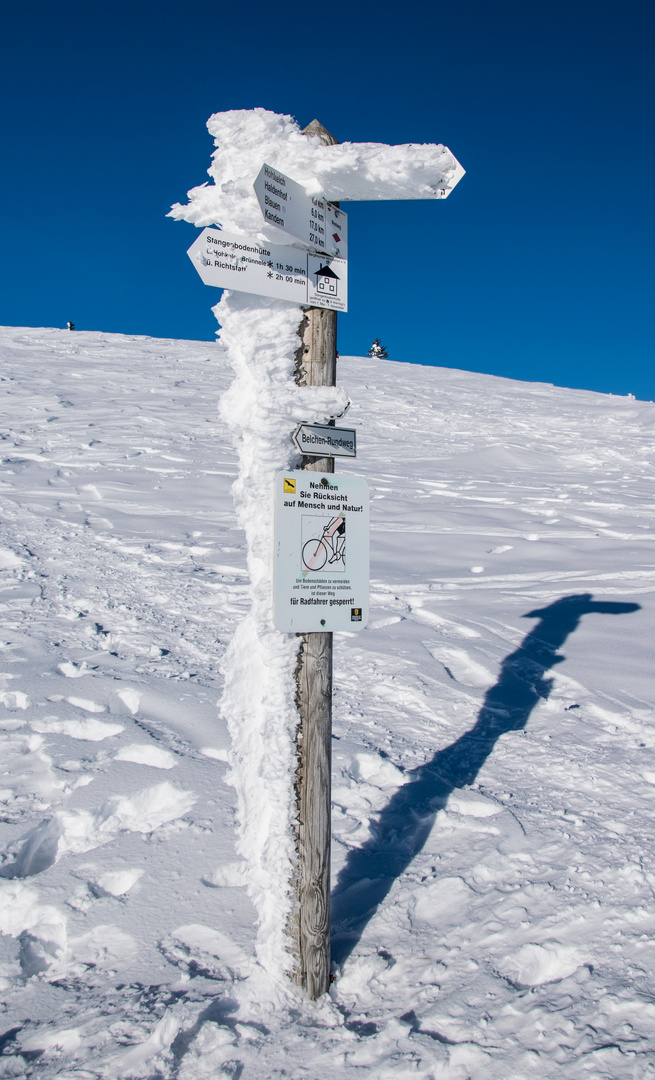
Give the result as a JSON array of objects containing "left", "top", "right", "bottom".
[{"left": 293, "top": 422, "right": 356, "bottom": 458}]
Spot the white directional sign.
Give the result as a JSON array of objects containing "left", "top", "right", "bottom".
[
  {"left": 274, "top": 470, "right": 369, "bottom": 633},
  {"left": 254, "top": 164, "right": 348, "bottom": 259},
  {"left": 187, "top": 229, "right": 347, "bottom": 311},
  {"left": 293, "top": 423, "right": 356, "bottom": 458}
]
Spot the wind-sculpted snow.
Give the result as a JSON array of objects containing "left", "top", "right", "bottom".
[
  {"left": 1, "top": 325, "right": 655, "bottom": 1077},
  {"left": 213, "top": 291, "right": 349, "bottom": 978},
  {"left": 168, "top": 107, "right": 463, "bottom": 240}
]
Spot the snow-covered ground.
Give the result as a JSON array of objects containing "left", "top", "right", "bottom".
[{"left": 1, "top": 324, "right": 654, "bottom": 1078}]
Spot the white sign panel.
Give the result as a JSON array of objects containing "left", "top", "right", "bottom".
[
  {"left": 187, "top": 228, "right": 308, "bottom": 303},
  {"left": 187, "top": 229, "right": 347, "bottom": 312},
  {"left": 293, "top": 424, "right": 356, "bottom": 458},
  {"left": 307, "top": 254, "right": 348, "bottom": 312},
  {"left": 274, "top": 470, "right": 369, "bottom": 633},
  {"left": 254, "top": 164, "right": 348, "bottom": 259}
]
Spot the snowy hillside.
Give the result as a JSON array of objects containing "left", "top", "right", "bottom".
[{"left": 1, "top": 325, "right": 655, "bottom": 1078}]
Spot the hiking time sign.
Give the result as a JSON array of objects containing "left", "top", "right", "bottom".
[{"left": 187, "top": 228, "right": 347, "bottom": 311}]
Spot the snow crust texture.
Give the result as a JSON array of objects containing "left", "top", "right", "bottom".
[
  {"left": 168, "top": 107, "right": 463, "bottom": 242},
  {"left": 1, "top": 325, "right": 655, "bottom": 1077},
  {"left": 214, "top": 292, "right": 347, "bottom": 977}
]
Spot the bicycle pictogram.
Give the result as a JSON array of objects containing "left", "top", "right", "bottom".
[{"left": 301, "top": 515, "right": 346, "bottom": 572}]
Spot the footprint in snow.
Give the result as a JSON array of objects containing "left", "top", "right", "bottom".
[
  {"left": 30, "top": 716, "right": 124, "bottom": 741},
  {"left": 57, "top": 661, "right": 89, "bottom": 678},
  {"left": 424, "top": 644, "right": 494, "bottom": 689},
  {"left": 115, "top": 744, "right": 176, "bottom": 769},
  {"left": 159, "top": 924, "right": 251, "bottom": 981},
  {"left": 202, "top": 862, "right": 249, "bottom": 888},
  {"left": 87, "top": 867, "right": 144, "bottom": 898},
  {"left": 0, "top": 690, "right": 30, "bottom": 710},
  {"left": 496, "top": 942, "right": 583, "bottom": 988},
  {"left": 0, "top": 781, "right": 196, "bottom": 878}
]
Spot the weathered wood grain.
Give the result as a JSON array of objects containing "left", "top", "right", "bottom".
[
  {"left": 290, "top": 118, "right": 338, "bottom": 1000},
  {"left": 294, "top": 631, "right": 333, "bottom": 999}
]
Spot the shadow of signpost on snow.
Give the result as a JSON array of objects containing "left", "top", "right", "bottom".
[{"left": 331, "top": 593, "right": 641, "bottom": 967}]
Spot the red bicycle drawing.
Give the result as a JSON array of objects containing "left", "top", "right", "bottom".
[{"left": 301, "top": 515, "right": 346, "bottom": 572}]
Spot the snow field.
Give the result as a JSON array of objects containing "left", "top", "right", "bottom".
[{"left": 0, "top": 325, "right": 654, "bottom": 1077}]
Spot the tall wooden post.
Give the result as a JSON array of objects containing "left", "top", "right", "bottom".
[{"left": 291, "top": 119, "right": 339, "bottom": 1000}]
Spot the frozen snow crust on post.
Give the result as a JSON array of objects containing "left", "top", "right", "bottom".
[
  {"left": 172, "top": 108, "right": 357, "bottom": 984},
  {"left": 170, "top": 111, "right": 459, "bottom": 984},
  {"left": 170, "top": 105, "right": 460, "bottom": 991},
  {"left": 0, "top": 326, "right": 655, "bottom": 1075},
  {"left": 169, "top": 107, "right": 464, "bottom": 243},
  {"left": 213, "top": 292, "right": 346, "bottom": 980}
]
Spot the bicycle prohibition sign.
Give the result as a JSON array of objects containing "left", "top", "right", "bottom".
[{"left": 301, "top": 515, "right": 346, "bottom": 572}]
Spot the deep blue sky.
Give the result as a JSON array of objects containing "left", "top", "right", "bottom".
[{"left": 1, "top": 0, "right": 653, "bottom": 398}]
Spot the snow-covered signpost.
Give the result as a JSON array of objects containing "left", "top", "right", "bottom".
[{"left": 170, "top": 108, "right": 463, "bottom": 1000}]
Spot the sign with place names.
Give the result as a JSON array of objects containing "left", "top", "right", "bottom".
[
  {"left": 187, "top": 229, "right": 347, "bottom": 312},
  {"left": 187, "top": 228, "right": 308, "bottom": 303},
  {"left": 293, "top": 423, "right": 356, "bottom": 458},
  {"left": 254, "top": 164, "right": 348, "bottom": 259},
  {"left": 274, "top": 470, "right": 369, "bottom": 633}
]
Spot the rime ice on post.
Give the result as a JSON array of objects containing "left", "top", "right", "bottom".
[{"left": 170, "top": 107, "right": 464, "bottom": 998}]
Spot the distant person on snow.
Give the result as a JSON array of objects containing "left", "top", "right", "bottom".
[
  {"left": 367, "top": 337, "right": 388, "bottom": 359},
  {"left": 67, "top": 321, "right": 75, "bottom": 331}
]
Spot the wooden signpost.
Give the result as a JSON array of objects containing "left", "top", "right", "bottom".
[
  {"left": 183, "top": 114, "right": 464, "bottom": 1000},
  {"left": 292, "top": 122, "right": 339, "bottom": 997}
]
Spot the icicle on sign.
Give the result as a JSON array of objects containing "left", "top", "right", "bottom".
[{"left": 187, "top": 227, "right": 348, "bottom": 311}]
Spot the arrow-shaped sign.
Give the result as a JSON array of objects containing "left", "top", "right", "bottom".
[
  {"left": 254, "top": 164, "right": 348, "bottom": 258},
  {"left": 293, "top": 423, "right": 356, "bottom": 458},
  {"left": 187, "top": 228, "right": 347, "bottom": 311}
]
